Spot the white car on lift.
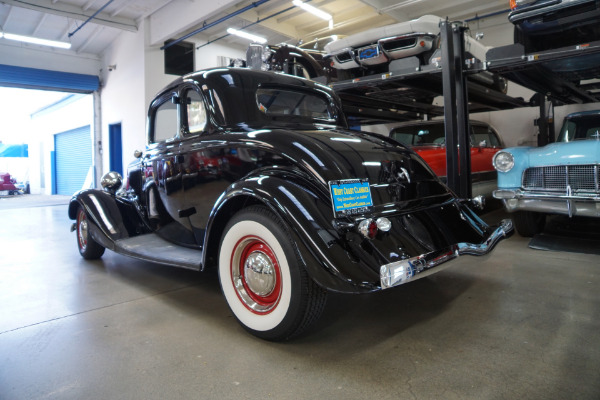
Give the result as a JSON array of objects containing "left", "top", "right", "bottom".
[
  {"left": 324, "top": 15, "right": 489, "bottom": 69},
  {"left": 323, "top": 15, "right": 506, "bottom": 92}
]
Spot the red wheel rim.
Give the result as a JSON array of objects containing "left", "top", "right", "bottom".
[
  {"left": 77, "top": 209, "right": 88, "bottom": 251},
  {"left": 230, "top": 235, "right": 282, "bottom": 314}
]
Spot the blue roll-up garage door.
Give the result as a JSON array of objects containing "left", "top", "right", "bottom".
[
  {"left": 54, "top": 126, "right": 92, "bottom": 195},
  {"left": 0, "top": 64, "right": 99, "bottom": 93}
]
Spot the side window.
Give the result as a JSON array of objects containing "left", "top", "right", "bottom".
[
  {"left": 488, "top": 128, "right": 501, "bottom": 147},
  {"left": 184, "top": 89, "right": 207, "bottom": 135},
  {"left": 471, "top": 125, "right": 490, "bottom": 147},
  {"left": 152, "top": 98, "right": 178, "bottom": 143}
]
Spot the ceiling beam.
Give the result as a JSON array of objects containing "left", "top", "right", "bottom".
[
  {"left": 76, "top": 25, "right": 103, "bottom": 53},
  {"left": 1, "top": 0, "right": 138, "bottom": 32},
  {"left": 229, "top": 7, "right": 300, "bottom": 42},
  {"left": 1, "top": 4, "right": 14, "bottom": 27},
  {"left": 32, "top": 13, "right": 48, "bottom": 36}
]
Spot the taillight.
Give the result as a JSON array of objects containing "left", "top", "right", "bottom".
[
  {"left": 510, "top": 0, "right": 517, "bottom": 10},
  {"left": 357, "top": 217, "right": 392, "bottom": 239}
]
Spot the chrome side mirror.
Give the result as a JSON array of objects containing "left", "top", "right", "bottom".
[{"left": 101, "top": 171, "right": 123, "bottom": 194}]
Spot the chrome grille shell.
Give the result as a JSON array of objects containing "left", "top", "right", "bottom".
[{"left": 522, "top": 164, "right": 600, "bottom": 193}]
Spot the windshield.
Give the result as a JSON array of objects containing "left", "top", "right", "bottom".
[
  {"left": 202, "top": 69, "right": 343, "bottom": 129},
  {"left": 557, "top": 115, "right": 600, "bottom": 142}
]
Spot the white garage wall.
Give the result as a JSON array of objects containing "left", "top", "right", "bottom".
[
  {"left": 195, "top": 42, "right": 247, "bottom": 70},
  {"left": 100, "top": 22, "right": 147, "bottom": 178},
  {"left": 98, "top": 20, "right": 247, "bottom": 181}
]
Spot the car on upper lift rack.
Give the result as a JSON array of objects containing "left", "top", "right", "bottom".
[
  {"left": 69, "top": 67, "right": 512, "bottom": 341},
  {"left": 323, "top": 15, "right": 507, "bottom": 94},
  {"left": 509, "top": 0, "right": 600, "bottom": 52}
]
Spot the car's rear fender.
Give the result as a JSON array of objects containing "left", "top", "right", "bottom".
[{"left": 203, "top": 173, "right": 381, "bottom": 294}]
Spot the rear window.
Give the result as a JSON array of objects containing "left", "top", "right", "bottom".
[{"left": 256, "top": 88, "right": 335, "bottom": 122}]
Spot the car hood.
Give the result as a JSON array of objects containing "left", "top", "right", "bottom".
[
  {"left": 239, "top": 127, "right": 450, "bottom": 209},
  {"left": 523, "top": 140, "right": 600, "bottom": 167}
]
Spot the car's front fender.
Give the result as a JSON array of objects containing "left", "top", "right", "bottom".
[
  {"left": 69, "top": 189, "right": 147, "bottom": 251},
  {"left": 496, "top": 146, "right": 532, "bottom": 189}
]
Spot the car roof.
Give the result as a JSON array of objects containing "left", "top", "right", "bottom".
[
  {"left": 565, "top": 110, "right": 600, "bottom": 119},
  {"left": 154, "top": 67, "right": 335, "bottom": 99}
]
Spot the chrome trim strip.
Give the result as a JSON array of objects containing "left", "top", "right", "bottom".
[
  {"left": 380, "top": 219, "right": 513, "bottom": 289},
  {"left": 493, "top": 189, "right": 600, "bottom": 201},
  {"left": 378, "top": 32, "right": 437, "bottom": 43}
]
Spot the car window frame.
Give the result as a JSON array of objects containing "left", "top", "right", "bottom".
[
  {"left": 148, "top": 90, "right": 180, "bottom": 145},
  {"left": 179, "top": 84, "right": 208, "bottom": 138}
]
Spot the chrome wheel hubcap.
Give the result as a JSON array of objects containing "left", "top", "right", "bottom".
[
  {"left": 78, "top": 212, "right": 88, "bottom": 250},
  {"left": 244, "top": 251, "right": 276, "bottom": 297}
]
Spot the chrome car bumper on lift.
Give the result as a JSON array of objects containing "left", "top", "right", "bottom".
[{"left": 380, "top": 219, "right": 513, "bottom": 289}]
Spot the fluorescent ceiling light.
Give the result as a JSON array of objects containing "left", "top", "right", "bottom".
[
  {"left": 292, "top": 0, "right": 333, "bottom": 29},
  {"left": 226, "top": 28, "right": 267, "bottom": 44},
  {"left": 0, "top": 32, "right": 71, "bottom": 49},
  {"left": 292, "top": 0, "right": 332, "bottom": 20}
]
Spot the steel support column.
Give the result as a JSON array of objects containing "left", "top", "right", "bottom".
[{"left": 441, "top": 20, "right": 472, "bottom": 198}]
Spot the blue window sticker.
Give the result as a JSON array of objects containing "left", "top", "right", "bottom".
[{"left": 329, "top": 179, "right": 373, "bottom": 218}]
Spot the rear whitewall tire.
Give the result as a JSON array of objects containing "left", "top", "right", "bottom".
[
  {"left": 218, "top": 205, "right": 326, "bottom": 341},
  {"left": 219, "top": 219, "right": 292, "bottom": 332}
]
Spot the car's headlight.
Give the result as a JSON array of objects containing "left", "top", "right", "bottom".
[{"left": 493, "top": 151, "right": 514, "bottom": 172}]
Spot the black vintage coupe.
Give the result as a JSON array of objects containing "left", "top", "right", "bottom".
[{"left": 69, "top": 68, "right": 513, "bottom": 341}]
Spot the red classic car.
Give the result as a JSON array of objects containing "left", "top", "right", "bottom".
[
  {"left": 390, "top": 120, "right": 504, "bottom": 199},
  {"left": 0, "top": 172, "right": 22, "bottom": 195}
]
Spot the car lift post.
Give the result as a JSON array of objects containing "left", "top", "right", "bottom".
[{"left": 440, "top": 20, "right": 472, "bottom": 199}]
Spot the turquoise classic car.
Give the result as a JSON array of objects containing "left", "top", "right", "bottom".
[{"left": 493, "top": 110, "right": 600, "bottom": 236}]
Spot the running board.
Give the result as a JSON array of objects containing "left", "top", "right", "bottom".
[{"left": 114, "top": 233, "right": 202, "bottom": 270}]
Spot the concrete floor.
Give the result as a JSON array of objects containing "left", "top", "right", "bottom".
[{"left": 1, "top": 195, "right": 599, "bottom": 400}]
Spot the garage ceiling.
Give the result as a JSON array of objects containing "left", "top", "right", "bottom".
[{"left": 0, "top": 0, "right": 510, "bottom": 58}]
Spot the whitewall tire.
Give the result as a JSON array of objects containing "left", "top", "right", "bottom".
[{"left": 218, "top": 205, "right": 326, "bottom": 341}]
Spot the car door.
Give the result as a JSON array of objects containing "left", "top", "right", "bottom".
[
  {"left": 143, "top": 89, "right": 196, "bottom": 246},
  {"left": 176, "top": 85, "right": 231, "bottom": 246},
  {"left": 470, "top": 123, "right": 502, "bottom": 183}
]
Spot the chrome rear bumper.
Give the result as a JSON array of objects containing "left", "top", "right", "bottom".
[{"left": 380, "top": 219, "right": 513, "bottom": 289}]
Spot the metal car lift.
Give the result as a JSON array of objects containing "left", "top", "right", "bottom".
[{"left": 330, "top": 21, "right": 600, "bottom": 199}]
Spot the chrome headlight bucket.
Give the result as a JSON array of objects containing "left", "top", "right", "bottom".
[
  {"left": 493, "top": 151, "right": 515, "bottom": 172},
  {"left": 101, "top": 171, "right": 123, "bottom": 193}
]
